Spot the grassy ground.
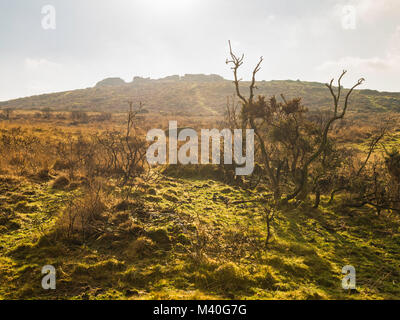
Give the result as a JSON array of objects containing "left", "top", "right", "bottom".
[{"left": 1, "top": 173, "right": 400, "bottom": 300}]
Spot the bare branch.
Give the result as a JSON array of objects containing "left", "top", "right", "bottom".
[
  {"left": 249, "top": 56, "right": 263, "bottom": 103},
  {"left": 356, "top": 128, "right": 386, "bottom": 176},
  {"left": 342, "top": 78, "right": 365, "bottom": 117},
  {"left": 286, "top": 72, "right": 365, "bottom": 201},
  {"left": 325, "top": 79, "right": 338, "bottom": 116},
  {"left": 226, "top": 40, "right": 247, "bottom": 104},
  {"left": 336, "top": 70, "right": 347, "bottom": 105}
]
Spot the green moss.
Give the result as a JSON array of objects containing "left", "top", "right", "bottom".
[
  {"left": 125, "top": 237, "right": 156, "bottom": 258},
  {"left": 1, "top": 175, "right": 400, "bottom": 300},
  {"left": 145, "top": 195, "right": 163, "bottom": 203},
  {"left": 163, "top": 193, "right": 179, "bottom": 203},
  {"left": 147, "top": 228, "right": 171, "bottom": 250}
]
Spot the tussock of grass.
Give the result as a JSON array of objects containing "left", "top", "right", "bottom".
[
  {"left": 1, "top": 174, "right": 400, "bottom": 300},
  {"left": 51, "top": 176, "right": 70, "bottom": 190}
]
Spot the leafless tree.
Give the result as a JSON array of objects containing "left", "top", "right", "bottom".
[{"left": 226, "top": 40, "right": 365, "bottom": 203}]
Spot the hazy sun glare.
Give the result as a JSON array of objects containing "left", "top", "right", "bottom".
[{"left": 137, "top": 0, "right": 199, "bottom": 14}]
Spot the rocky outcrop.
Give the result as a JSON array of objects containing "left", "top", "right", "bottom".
[
  {"left": 181, "top": 74, "right": 225, "bottom": 82},
  {"left": 95, "top": 78, "right": 126, "bottom": 87}
]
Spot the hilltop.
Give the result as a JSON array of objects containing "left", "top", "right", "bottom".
[{"left": 1, "top": 74, "right": 400, "bottom": 116}]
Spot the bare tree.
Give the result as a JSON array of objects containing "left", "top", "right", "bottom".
[
  {"left": 95, "top": 101, "right": 147, "bottom": 185},
  {"left": 226, "top": 41, "right": 365, "bottom": 203},
  {"left": 288, "top": 72, "right": 365, "bottom": 200}
]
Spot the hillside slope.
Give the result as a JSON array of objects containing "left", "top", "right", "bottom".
[
  {"left": 1, "top": 76, "right": 400, "bottom": 115},
  {"left": 1, "top": 174, "right": 399, "bottom": 299}
]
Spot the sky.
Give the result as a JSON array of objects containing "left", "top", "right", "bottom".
[{"left": 1, "top": 0, "right": 400, "bottom": 101}]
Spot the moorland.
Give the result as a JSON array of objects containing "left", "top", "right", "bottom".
[{"left": 0, "top": 64, "right": 400, "bottom": 299}]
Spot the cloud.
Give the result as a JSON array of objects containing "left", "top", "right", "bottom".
[
  {"left": 21, "top": 58, "right": 95, "bottom": 97},
  {"left": 388, "top": 26, "right": 400, "bottom": 55},
  {"left": 24, "top": 58, "right": 61, "bottom": 71},
  {"left": 350, "top": 0, "right": 400, "bottom": 22},
  {"left": 316, "top": 54, "right": 400, "bottom": 92},
  {"left": 316, "top": 53, "right": 400, "bottom": 91},
  {"left": 332, "top": 0, "right": 400, "bottom": 31},
  {"left": 334, "top": 0, "right": 400, "bottom": 23},
  {"left": 23, "top": 58, "right": 65, "bottom": 96},
  {"left": 318, "top": 24, "right": 400, "bottom": 71},
  {"left": 316, "top": 25, "right": 400, "bottom": 91},
  {"left": 1, "top": 1, "right": 400, "bottom": 99},
  {"left": 317, "top": 56, "right": 396, "bottom": 72}
]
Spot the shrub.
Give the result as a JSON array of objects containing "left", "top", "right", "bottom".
[
  {"left": 126, "top": 237, "right": 156, "bottom": 258},
  {"left": 51, "top": 176, "right": 70, "bottom": 189},
  {"left": 36, "top": 168, "right": 51, "bottom": 181},
  {"left": 55, "top": 187, "right": 107, "bottom": 242},
  {"left": 147, "top": 228, "right": 171, "bottom": 249},
  {"left": 52, "top": 159, "right": 70, "bottom": 171}
]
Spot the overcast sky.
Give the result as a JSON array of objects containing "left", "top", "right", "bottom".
[{"left": 1, "top": 0, "right": 400, "bottom": 101}]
